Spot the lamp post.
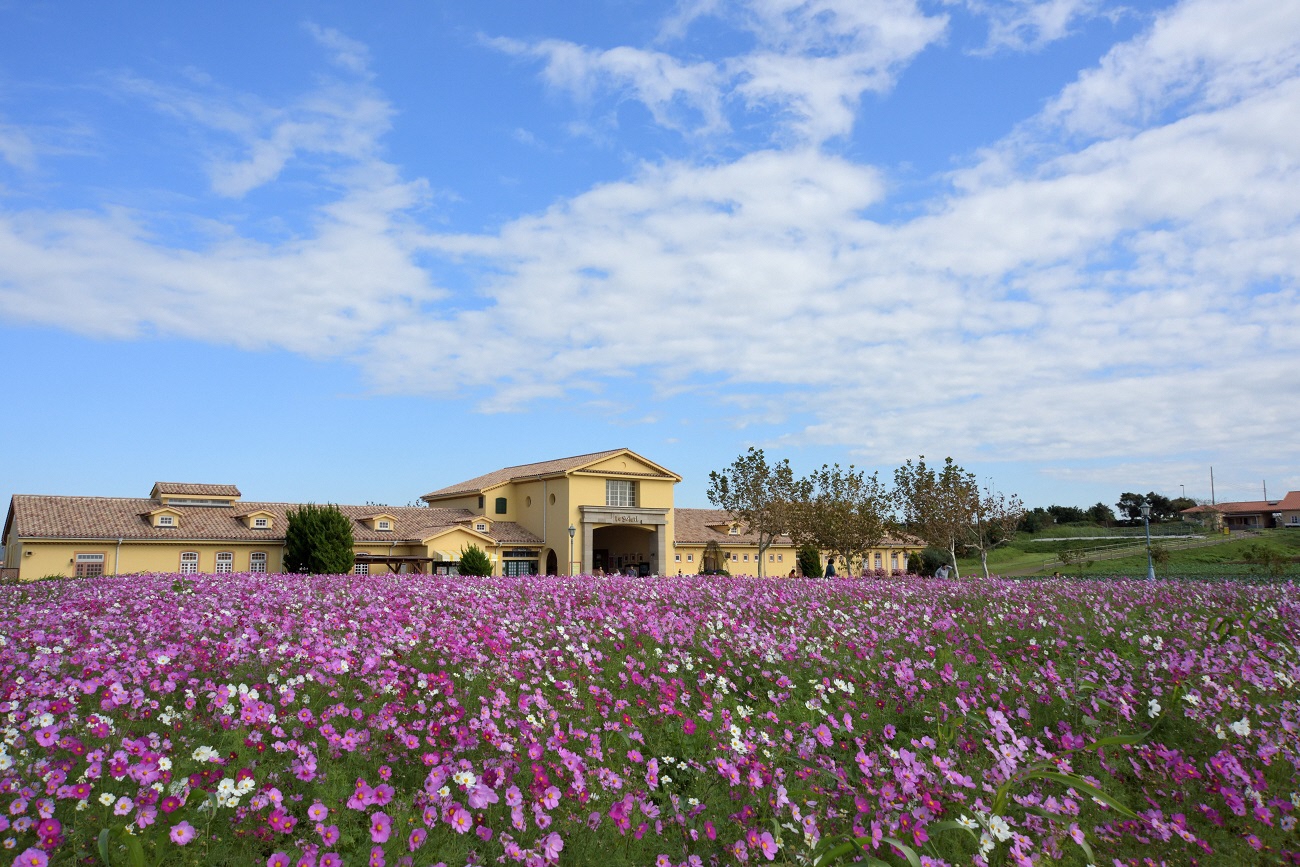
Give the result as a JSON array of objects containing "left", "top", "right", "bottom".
[
  {"left": 1140, "top": 498, "right": 1156, "bottom": 581},
  {"left": 568, "top": 524, "right": 576, "bottom": 576}
]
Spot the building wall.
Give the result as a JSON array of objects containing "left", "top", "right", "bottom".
[{"left": 14, "top": 540, "right": 287, "bottom": 580}]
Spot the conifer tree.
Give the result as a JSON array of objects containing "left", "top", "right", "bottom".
[{"left": 284, "top": 504, "right": 355, "bottom": 574}]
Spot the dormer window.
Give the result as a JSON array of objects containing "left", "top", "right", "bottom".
[
  {"left": 475, "top": 522, "right": 487, "bottom": 532},
  {"left": 728, "top": 524, "right": 739, "bottom": 535},
  {"left": 253, "top": 517, "right": 269, "bottom": 529},
  {"left": 377, "top": 520, "right": 391, "bottom": 531},
  {"left": 158, "top": 515, "right": 175, "bottom": 527}
]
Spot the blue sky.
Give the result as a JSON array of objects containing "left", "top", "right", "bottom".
[{"left": 2, "top": 0, "right": 1297, "bottom": 512}]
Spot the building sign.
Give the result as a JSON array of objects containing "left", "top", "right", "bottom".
[{"left": 612, "top": 515, "right": 644, "bottom": 524}]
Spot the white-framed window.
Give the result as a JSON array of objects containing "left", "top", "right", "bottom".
[
  {"left": 777, "top": 553, "right": 783, "bottom": 562},
  {"left": 75, "top": 552, "right": 105, "bottom": 578},
  {"left": 253, "top": 517, "right": 269, "bottom": 529},
  {"left": 249, "top": 552, "right": 267, "bottom": 573},
  {"left": 891, "top": 552, "right": 899, "bottom": 568},
  {"left": 377, "top": 519, "right": 391, "bottom": 531},
  {"left": 686, "top": 553, "right": 694, "bottom": 562},
  {"left": 215, "top": 552, "right": 234, "bottom": 574},
  {"left": 606, "top": 480, "right": 636, "bottom": 508},
  {"left": 674, "top": 553, "right": 681, "bottom": 562},
  {"left": 354, "top": 562, "right": 369, "bottom": 575},
  {"left": 157, "top": 515, "right": 175, "bottom": 527},
  {"left": 727, "top": 525, "right": 739, "bottom": 535},
  {"left": 743, "top": 553, "right": 749, "bottom": 561},
  {"left": 874, "top": 552, "right": 883, "bottom": 570},
  {"left": 475, "top": 522, "right": 487, "bottom": 532},
  {"left": 179, "top": 552, "right": 199, "bottom": 575}
]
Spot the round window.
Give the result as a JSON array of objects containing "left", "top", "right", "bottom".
[
  {"left": 525, "top": 496, "right": 532, "bottom": 507},
  {"left": 549, "top": 494, "right": 556, "bottom": 505}
]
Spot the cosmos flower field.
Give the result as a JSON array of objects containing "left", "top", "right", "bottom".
[{"left": 1, "top": 574, "right": 1297, "bottom": 867}]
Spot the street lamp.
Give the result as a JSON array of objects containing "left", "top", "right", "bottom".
[
  {"left": 568, "top": 524, "right": 576, "bottom": 576},
  {"left": 1140, "top": 498, "right": 1156, "bottom": 581}
]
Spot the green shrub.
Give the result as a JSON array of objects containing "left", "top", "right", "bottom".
[
  {"left": 796, "top": 544, "right": 822, "bottom": 578},
  {"left": 284, "top": 504, "right": 355, "bottom": 574},
  {"left": 459, "top": 543, "right": 493, "bottom": 576}
]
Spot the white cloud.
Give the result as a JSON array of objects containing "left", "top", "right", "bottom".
[
  {"left": 488, "top": 37, "right": 726, "bottom": 134},
  {"left": 0, "top": 121, "right": 36, "bottom": 171},
  {"left": 491, "top": 0, "right": 947, "bottom": 144},
  {"left": 1041, "top": 0, "right": 1300, "bottom": 139},
  {"left": 956, "top": 0, "right": 1110, "bottom": 53}
]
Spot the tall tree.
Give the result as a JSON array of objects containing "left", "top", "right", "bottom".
[
  {"left": 284, "top": 504, "right": 355, "bottom": 574},
  {"left": 892, "top": 456, "right": 978, "bottom": 578},
  {"left": 707, "top": 447, "right": 797, "bottom": 579},
  {"left": 970, "top": 483, "right": 1026, "bottom": 579},
  {"left": 788, "top": 464, "right": 890, "bottom": 576}
]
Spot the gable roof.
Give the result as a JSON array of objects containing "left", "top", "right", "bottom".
[
  {"left": 422, "top": 448, "right": 679, "bottom": 499},
  {"left": 4, "top": 496, "right": 541, "bottom": 545}
]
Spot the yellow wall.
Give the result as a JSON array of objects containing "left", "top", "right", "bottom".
[{"left": 14, "top": 540, "right": 286, "bottom": 580}]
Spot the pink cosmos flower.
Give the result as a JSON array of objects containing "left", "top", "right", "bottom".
[
  {"left": 320, "top": 855, "right": 343, "bottom": 867},
  {"left": 757, "top": 831, "right": 778, "bottom": 861},
  {"left": 408, "top": 828, "right": 427, "bottom": 851},
  {"left": 370, "top": 810, "right": 392, "bottom": 843},
  {"left": 169, "top": 821, "right": 197, "bottom": 845},
  {"left": 542, "top": 832, "right": 564, "bottom": 860},
  {"left": 320, "top": 824, "right": 340, "bottom": 845},
  {"left": 369, "top": 846, "right": 386, "bottom": 867},
  {"left": 14, "top": 849, "right": 48, "bottom": 867},
  {"left": 449, "top": 807, "right": 472, "bottom": 834},
  {"left": 308, "top": 802, "right": 328, "bottom": 822},
  {"left": 267, "top": 854, "right": 291, "bottom": 867}
]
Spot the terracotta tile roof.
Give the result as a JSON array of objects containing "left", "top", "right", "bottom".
[
  {"left": 423, "top": 449, "right": 631, "bottom": 498},
  {"left": 672, "top": 508, "right": 795, "bottom": 546},
  {"left": 672, "top": 507, "right": 923, "bottom": 548},
  {"left": 151, "top": 482, "right": 241, "bottom": 497},
  {"left": 6, "top": 496, "right": 540, "bottom": 545},
  {"left": 1181, "top": 491, "right": 1300, "bottom": 515}
]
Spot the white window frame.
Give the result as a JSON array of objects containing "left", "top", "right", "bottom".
[
  {"left": 214, "top": 552, "right": 234, "bottom": 574},
  {"left": 377, "top": 520, "right": 391, "bottom": 531},
  {"left": 179, "top": 552, "right": 199, "bottom": 575},
  {"left": 686, "top": 553, "right": 693, "bottom": 562},
  {"left": 157, "top": 515, "right": 175, "bottom": 527},
  {"left": 354, "top": 562, "right": 369, "bottom": 575},
  {"left": 605, "top": 479, "right": 636, "bottom": 508},
  {"left": 253, "top": 517, "right": 269, "bottom": 529},
  {"left": 475, "top": 522, "right": 487, "bottom": 532},
  {"left": 674, "top": 553, "right": 681, "bottom": 562},
  {"left": 249, "top": 552, "right": 267, "bottom": 573}
]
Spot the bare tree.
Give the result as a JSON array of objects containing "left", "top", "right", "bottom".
[
  {"left": 707, "top": 447, "right": 797, "bottom": 578},
  {"left": 970, "top": 483, "right": 1025, "bottom": 579}
]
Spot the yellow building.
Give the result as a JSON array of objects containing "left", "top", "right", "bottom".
[{"left": 2, "top": 449, "right": 921, "bottom": 581}]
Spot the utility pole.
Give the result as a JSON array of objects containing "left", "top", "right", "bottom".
[{"left": 1210, "top": 467, "right": 1216, "bottom": 505}]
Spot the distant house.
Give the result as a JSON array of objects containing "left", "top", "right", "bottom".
[{"left": 1181, "top": 491, "right": 1300, "bottom": 530}]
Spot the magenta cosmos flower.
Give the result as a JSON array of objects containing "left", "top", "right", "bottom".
[{"left": 169, "top": 821, "right": 197, "bottom": 845}]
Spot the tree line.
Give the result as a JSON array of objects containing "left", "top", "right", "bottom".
[
  {"left": 1018, "top": 492, "right": 1198, "bottom": 533},
  {"left": 707, "top": 449, "right": 1024, "bottom": 580}
]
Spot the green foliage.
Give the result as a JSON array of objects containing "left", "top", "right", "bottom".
[
  {"left": 1240, "top": 542, "right": 1290, "bottom": 579},
  {"left": 788, "top": 463, "right": 890, "bottom": 576},
  {"left": 797, "top": 544, "right": 823, "bottom": 578},
  {"left": 458, "top": 543, "right": 493, "bottom": 576},
  {"left": 283, "top": 503, "right": 355, "bottom": 574},
  {"left": 1087, "top": 501, "right": 1117, "bottom": 526},
  {"left": 913, "top": 546, "right": 951, "bottom": 576}
]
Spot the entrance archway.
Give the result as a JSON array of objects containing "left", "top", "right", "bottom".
[
  {"left": 592, "top": 524, "right": 656, "bottom": 576},
  {"left": 546, "top": 549, "right": 558, "bottom": 575}
]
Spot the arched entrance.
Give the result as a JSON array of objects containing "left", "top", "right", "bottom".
[
  {"left": 591, "top": 524, "right": 657, "bottom": 576},
  {"left": 545, "top": 549, "right": 558, "bottom": 575}
]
